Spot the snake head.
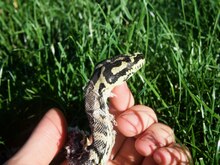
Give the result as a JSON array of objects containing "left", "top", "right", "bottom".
[{"left": 88, "top": 53, "right": 145, "bottom": 94}]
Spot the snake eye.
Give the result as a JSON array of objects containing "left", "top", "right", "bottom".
[{"left": 107, "top": 75, "right": 115, "bottom": 84}]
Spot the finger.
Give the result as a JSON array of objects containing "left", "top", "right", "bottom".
[
  {"left": 135, "top": 123, "right": 175, "bottom": 156},
  {"left": 116, "top": 105, "right": 157, "bottom": 137},
  {"left": 153, "top": 144, "right": 192, "bottom": 165},
  {"left": 109, "top": 83, "right": 134, "bottom": 158},
  {"left": 5, "top": 108, "right": 67, "bottom": 165},
  {"left": 141, "top": 156, "right": 158, "bottom": 165},
  {"left": 110, "top": 131, "right": 126, "bottom": 160},
  {"left": 109, "top": 82, "right": 134, "bottom": 113},
  {"left": 108, "top": 138, "right": 143, "bottom": 165}
]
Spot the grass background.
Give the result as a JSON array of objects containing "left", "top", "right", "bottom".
[{"left": 0, "top": 0, "right": 219, "bottom": 164}]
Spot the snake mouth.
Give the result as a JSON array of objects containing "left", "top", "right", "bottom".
[{"left": 131, "top": 55, "right": 145, "bottom": 72}]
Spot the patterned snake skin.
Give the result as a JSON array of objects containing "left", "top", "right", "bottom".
[{"left": 66, "top": 53, "right": 145, "bottom": 165}]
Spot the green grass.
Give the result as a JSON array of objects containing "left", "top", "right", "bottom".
[{"left": 0, "top": 0, "right": 219, "bottom": 164}]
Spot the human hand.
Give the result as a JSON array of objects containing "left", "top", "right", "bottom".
[
  {"left": 108, "top": 83, "right": 191, "bottom": 164},
  {"left": 5, "top": 83, "right": 191, "bottom": 165}
]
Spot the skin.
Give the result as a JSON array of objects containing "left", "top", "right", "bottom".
[{"left": 5, "top": 83, "right": 191, "bottom": 165}]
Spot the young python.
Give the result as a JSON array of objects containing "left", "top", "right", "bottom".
[{"left": 66, "top": 53, "right": 145, "bottom": 165}]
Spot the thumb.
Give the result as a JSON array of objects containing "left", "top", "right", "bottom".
[{"left": 5, "top": 108, "right": 67, "bottom": 165}]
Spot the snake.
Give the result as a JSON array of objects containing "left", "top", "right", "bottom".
[{"left": 65, "top": 53, "right": 145, "bottom": 165}]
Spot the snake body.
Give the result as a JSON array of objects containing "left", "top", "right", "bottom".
[{"left": 66, "top": 53, "right": 145, "bottom": 165}]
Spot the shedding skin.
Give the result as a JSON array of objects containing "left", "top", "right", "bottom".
[{"left": 66, "top": 53, "right": 145, "bottom": 165}]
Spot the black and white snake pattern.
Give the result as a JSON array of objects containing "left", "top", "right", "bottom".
[{"left": 66, "top": 53, "right": 145, "bottom": 165}]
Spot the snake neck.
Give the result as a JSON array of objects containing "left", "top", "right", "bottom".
[
  {"left": 83, "top": 82, "right": 116, "bottom": 164},
  {"left": 84, "top": 82, "right": 109, "bottom": 113},
  {"left": 66, "top": 84, "right": 115, "bottom": 165}
]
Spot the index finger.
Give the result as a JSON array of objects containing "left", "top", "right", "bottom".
[{"left": 109, "top": 82, "right": 134, "bottom": 113}]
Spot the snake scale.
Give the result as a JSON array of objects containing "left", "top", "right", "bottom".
[{"left": 66, "top": 53, "right": 145, "bottom": 165}]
